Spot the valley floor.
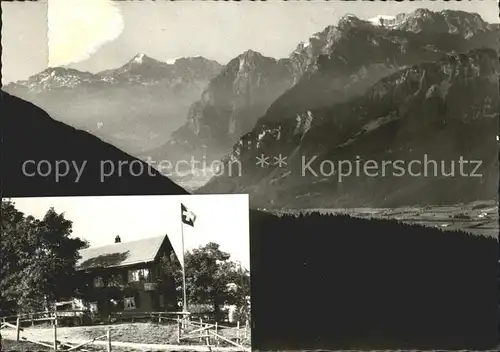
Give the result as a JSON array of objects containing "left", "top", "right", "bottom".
[{"left": 268, "top": 200, "right": 498, "bottom": 238}]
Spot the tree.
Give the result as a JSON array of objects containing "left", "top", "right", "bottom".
[
  {"left": 0, "top": 199, "right": 88, "bottom": 314},
  {"left": 160, "top": 242, "right": 250, "bottom": 320}
]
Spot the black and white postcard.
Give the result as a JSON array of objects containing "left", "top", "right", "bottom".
[{"left": 1, "top": 0, "right": 499, "bottom": 351}]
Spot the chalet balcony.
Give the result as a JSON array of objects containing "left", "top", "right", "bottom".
[
  {"left": 90, "top": 267, "right": 163, "bottom": 291},
  {"left": 106, "top": 281, "right": 126, "bottom": 289},
  {"left": 143, "top": 282, "right": 158, "bottom": 291},
  {"left": 126, "top": 280, "right": 158, "bottom": 291}
]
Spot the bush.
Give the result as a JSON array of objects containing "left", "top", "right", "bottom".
[{"left": 188, "top": 303, "right": 213, "bottom": 314}]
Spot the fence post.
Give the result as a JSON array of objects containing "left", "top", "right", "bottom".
[
  {"left": 215, "top": 322, "right": 218, "bottom": 347},
  {"left": 205, "top": 323, "right": 210, "bottom": 346},
  {"left": 107, "top": 327, "right": 112, "bottom": 352},
  {"left": 53, "top": 313, "right": 58, "bottom": 351},
  {"left": 16, "top": 316, "right": 20, "bottom": 342},
  {"left": 177, "top": 317, "right": 181, "bottom": 343},
  {"left": 199, "top": 318, "right": 203, "bottom": 343},
  {"left": 236, "top": 321, "right": 240, "bottom": 345}
]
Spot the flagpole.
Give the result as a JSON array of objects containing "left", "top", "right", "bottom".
[
  {"left": 181, "top": 219, "right": 187, "bottom": 312},
  {"left": 181, "top": 204, "right": 188, "bottom": 314}
]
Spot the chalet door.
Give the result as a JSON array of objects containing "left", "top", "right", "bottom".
[
  {"left": 158, "top": 294, "right": 165, "bottom": 310},
  {"left": 151, "top": 291, "right": 160, "bottom": 310}
]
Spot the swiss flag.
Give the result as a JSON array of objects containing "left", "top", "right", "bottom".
[{"left": 181, "top": 203, "right": 196, "bottom": 227}]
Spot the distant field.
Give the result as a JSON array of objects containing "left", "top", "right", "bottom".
[{"left": 266, "top": 200, "right": 499, "bottom": 237}]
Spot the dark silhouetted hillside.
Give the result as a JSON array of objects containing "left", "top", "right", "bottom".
[
  {"left": 250, "top": 210, "right": 498, "bottom": 350},
  {"left": 1, "top": 92, "right": 189, "bottom": 197}
]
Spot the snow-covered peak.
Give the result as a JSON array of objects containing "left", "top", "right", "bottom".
[
  {"left": 342, "top": 13, "right": 359, "bottom": 21},
  {"left": 132, "top": 53, "right": 146, "bottom": 64},
  {"left": 369, "top": 15, "right": 396, "bottom": 23},
  {"left": 12, "top": 67, "right": 98, "bottom": 92},
  {"left": 166, "top": 57, "right": 179, "bottom": 64},
  {"left": 337, "top": 13, "right": 372, "bottom": 30},
  {"left": 368, "top": 15, "right": 399, "bottom": 27}
]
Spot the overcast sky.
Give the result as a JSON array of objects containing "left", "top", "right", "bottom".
[
  {"left": 11, "top": 194, "right": 251, "bottom": 271},
  {"left": 2, "top": 0, "right": 499, "bottom": 85}
]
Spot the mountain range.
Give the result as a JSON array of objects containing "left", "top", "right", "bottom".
[
  {"left": 194, "top": 9, "right": 499, "bottom": 206},
  {"left": 3, "top": 8, "right": 499, "bottom": 206},
  {"left": 198, "top": 48, "right": 499, "bottom": 208},
  {"left": 3, "top": 55, "right": 222, "bottom": 155},
  {"left": 145, "top": 9, "right": 500, "bottom": 191}
]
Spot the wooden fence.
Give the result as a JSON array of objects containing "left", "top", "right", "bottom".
[
  {"left": 177, "top": 317, "right": 250, "bottom": 349},
  {"left": 1, "top": 314, "right": 111, "bottom": 351},
  {"left": 1, "top": 311, "right": 250, "bottom": 351},
  {"left": 1, "top": 310, "right": 90, "bottom": 326},
  {"left": 2, "top": 309, "right": 243, "bottom": 326},
  {"left": 109, "top": 310, "right": 190, "bottom": 324}
]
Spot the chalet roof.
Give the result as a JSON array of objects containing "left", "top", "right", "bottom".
[{"left": 76, "top": 235, "right": 168, "bottom": 271}]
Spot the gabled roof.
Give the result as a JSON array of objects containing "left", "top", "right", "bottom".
[{"left": 76, "top": 235, "right": 168, "bottom": 271}]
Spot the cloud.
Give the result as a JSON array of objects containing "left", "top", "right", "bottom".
[{"left": 48, "top": 0, "right": 124, "bottom": 67}]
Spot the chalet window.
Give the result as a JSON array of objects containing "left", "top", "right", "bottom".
[
  {"left": 128, "top": 270, "right": 137, "bottom": 283},
  {"left": 93, "top": 276, "right": 104, "bottom": 288},
  {"left": 124, "top": 296, "right": 136, "bottom": 310},
  {"left": 127, "top": 268, "right": 150, "bottom": 282}
]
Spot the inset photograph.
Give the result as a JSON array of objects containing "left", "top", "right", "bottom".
[{"left": 1, "top": 195, "right": 250, "bottom": 352}]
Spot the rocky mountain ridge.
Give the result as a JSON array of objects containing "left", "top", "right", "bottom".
[
  {"left": 145, "top": 50, "right": 295, "bottom": 165},
  {"left": 198, "top": 48, "right": 499, "bottom": 208},
  {"left": 150, "top": 8, "right": 498, "bottom": 181},
  {"left": 263, "top": 10, "right": 498, "bottom": 124}
]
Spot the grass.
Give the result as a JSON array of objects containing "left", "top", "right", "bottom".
[
  {"left": 1, "top": 339, "right": 145, "bottom": 352},
  {"left": 2, "top": 340, "right": 53, "bottom": 352},
  {"left": 75, "top": 322, "right": 179, "bottom": 344},
  {"left": 1, "top": 340, "right": 102, "bottom": 352}
]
